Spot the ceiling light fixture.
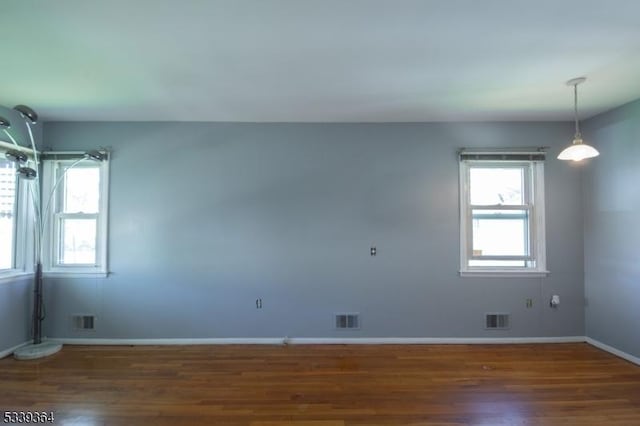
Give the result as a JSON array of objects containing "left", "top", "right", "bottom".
[{"left": 557, "top": 77, "right": 599, "bottom": 162}]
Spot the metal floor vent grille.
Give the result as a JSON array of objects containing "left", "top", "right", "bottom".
[
  {"left": 485, "top": 313, "right": 510, "bottom": 330},
  {"left": 335, "top": 313, "right": 360, "bottom": 329},
  {"left": 72, "top": 315, "right": 96, "bottom": 331}
]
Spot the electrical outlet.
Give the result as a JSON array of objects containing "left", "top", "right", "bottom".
[
  {"left": 526, "top": 298, "right": 533, "bottom": 308},
  {"left": 256, "top": 298, "right": 263, "bottom": 309}
]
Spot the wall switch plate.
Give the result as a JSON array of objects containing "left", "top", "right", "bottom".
[{"left": 526, "top": 298, "right": 533, "bottom": 308}]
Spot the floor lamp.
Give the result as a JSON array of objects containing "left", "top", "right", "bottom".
[{"left": 1, "top": 105, "right": 106, "bottom": 360}]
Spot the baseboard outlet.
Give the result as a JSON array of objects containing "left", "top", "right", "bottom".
[
  {"left": 586, "top": 337, "right": 640, "bottom": 366},
  {"left": 0, "top": 341, "right": 31, "bottom": 359},
  {"left": 48, "top": 336, "right": 586, "bottom": 346}
]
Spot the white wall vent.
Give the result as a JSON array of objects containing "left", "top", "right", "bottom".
[
  {"left": 335, "top": 313, "right": 360, "bottom": 329},
  {"left": 485, "top": 313, "right": 510, "bottom": 330},
  {"left": 72, "top": 315, "right": 96, "bottom": 331}
]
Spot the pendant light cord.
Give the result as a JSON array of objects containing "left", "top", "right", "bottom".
[{"left": 574, "top": 83, "right": 581, "bottom": 139}]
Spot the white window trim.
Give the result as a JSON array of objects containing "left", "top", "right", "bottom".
[
  {"left": 459, "top": 159, "right": 548, "bottom": 278},
  {"left": 0, "top": 271, "right": 34, "bottom": 284},
  {"left": 41, "top": 158, "right": 109, "bottom": 277},
  {"left": 0, "top": 161, "right": 35, "bottom": 282}
]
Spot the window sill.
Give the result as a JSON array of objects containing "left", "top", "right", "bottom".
[
  {"left": 459, "top": 269, "right": 550, "bottom": 278},
  {"left": 43, "top": 271, "right": 109, "bottom": 279},
  {"left": 0, "top": 271, "right": 34, "bottom": 284}
]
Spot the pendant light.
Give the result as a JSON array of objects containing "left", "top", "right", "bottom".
[{"left": 558, "top": 77, "right": 599, "bottom": 161}]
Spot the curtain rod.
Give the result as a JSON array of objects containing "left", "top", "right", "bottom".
[
  {"left": 0, "top": 140, "right": 38, "bottom": 155},
  {"left": 458, "top": 147, "right": 548, "bottom": 155},
  {"left": 40, "top": 150, "right": 110, "bottom": 160},
  {"left": 1, "top": 143, "right": 109, "bottom": 160}
]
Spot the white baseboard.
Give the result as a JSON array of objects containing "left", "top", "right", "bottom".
[
  {"left": 586, "top": 337, "right": 640, "bottom": 366},
  {"left": 48, "top": 336, "right": 586, "bottom": 346},
  {"left": 30, "top": 337, "right": 640, "bottom": 367},
  {"left": 0, "top": 340, "right": 31, "bottom": 359},
  {"left": 48, "top": 337, "right": 284, "bottom": 346},
  {"left": 288, "top": 336, "right": 586, "bottom": 344}
]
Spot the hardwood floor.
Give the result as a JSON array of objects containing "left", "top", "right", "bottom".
[{"left": 1, "top": 343, "right": 639, "bottom": 425}]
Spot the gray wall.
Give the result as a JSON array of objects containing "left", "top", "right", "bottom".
[
  {"left": 42, "top": 122, "right": 584, "bottom": 339},
  {"left": 0, "top": 277, "right": 32, "bottom": 353},
  {"left": 583, "top": 100, "right": 640, "bottom": 358}
]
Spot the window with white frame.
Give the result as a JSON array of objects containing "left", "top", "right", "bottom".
[
  {"left": 0, "top": 158, "right": 18, "bottom": 270},
  {"left": 43, "top": 158, "right": 109, "bottom": 276},
  {"left": 459, "top": 153, "right": 547, "bottom": 276},
  {"left": 0, "top": 156, "right": 29, "bottom": 277}
]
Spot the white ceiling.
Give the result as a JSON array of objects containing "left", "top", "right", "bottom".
[{"left": 1, "top": 0, "right": 640, "bottom": 122}]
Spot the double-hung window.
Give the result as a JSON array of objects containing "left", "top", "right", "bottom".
[
  {"left": 43, "top": 157, "right": 109, "bottom": 276},
  {"left": 459, "top": 151, "right": 547, "bottom": 277},
  {"left": 0, "top": 156, "right": 29, "bottom": 279},
  {"left": 0, "top": 158, "right": 18, "bottom": 271}
]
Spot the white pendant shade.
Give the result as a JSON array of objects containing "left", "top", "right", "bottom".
[
  {"left": 558, "top": 77, "right": 599, "bottom": 162},
  {"left": 557, "top": 139, "right": 600, "bottom": 161}
]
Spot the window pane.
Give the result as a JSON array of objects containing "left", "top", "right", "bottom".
[
  {"left": 0, "top": 159, "right": 16, "bottom": 270},
  {"left": 472, "top": 209, "right": 529, "bottom": 257},
  {"left": 470, "top": 167, "right": 525, "bottom": 205},
  {"left": 469, "top": 259, "right": 527, "bottom": 267},
  {"left": 63, "top": 167, "right": 100, "bottom": 213},
  {"left": 61, "top": 218, "right": 96, "bottom": 264}
]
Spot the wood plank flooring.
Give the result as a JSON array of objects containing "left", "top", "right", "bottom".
[{"left": 1, "top": 343, "right": 639, "bottom": 425}]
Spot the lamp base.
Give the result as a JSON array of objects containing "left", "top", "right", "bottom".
[{"left": 13, "top": 341, "right": 62, "bottom": 360}]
